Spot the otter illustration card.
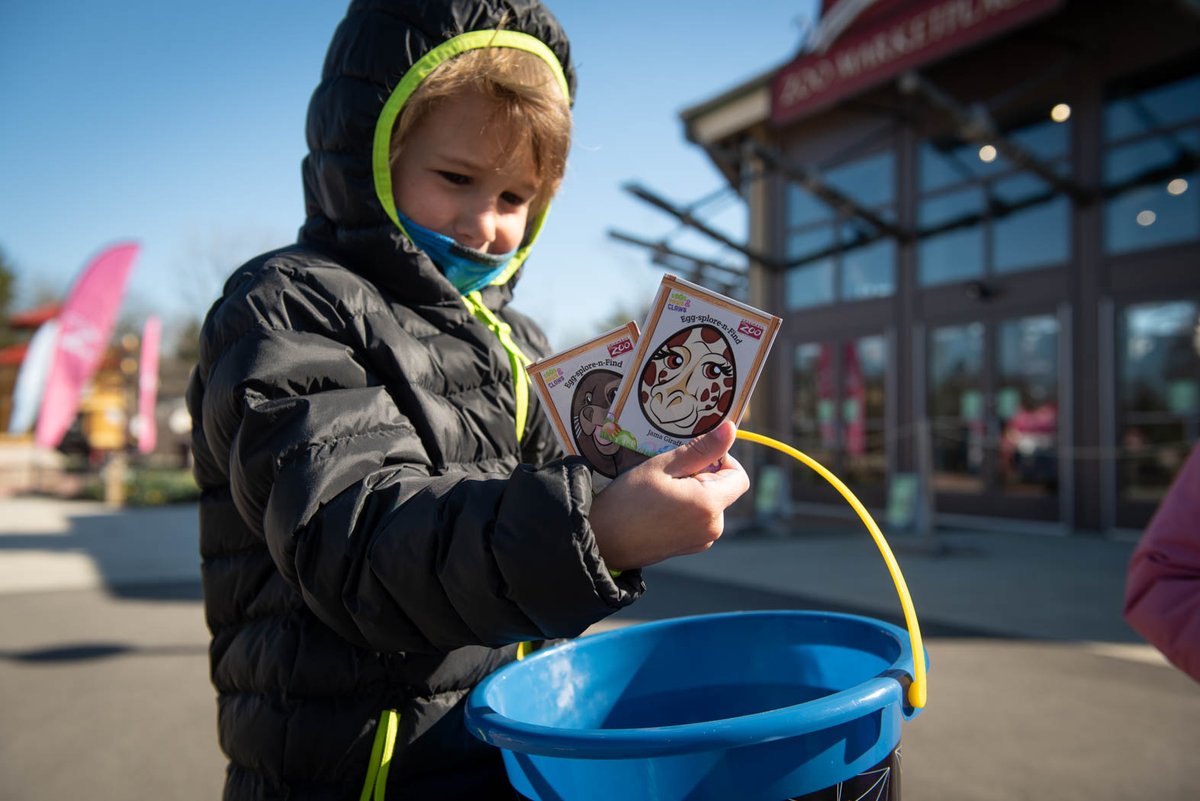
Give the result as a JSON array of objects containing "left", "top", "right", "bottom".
[
  {"left": 526, "top": 322, "right": 644, "bottom": 478},
  {"left": 602, "top": 275, "right": 781, "bottom": 458}
]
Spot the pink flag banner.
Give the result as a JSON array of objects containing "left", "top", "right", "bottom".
[
  {"left": 35, "top": 242, "right": 139, "bottom": 449},
  {"left": 137, "top": 315, "right": 162, "bottom": 454}
]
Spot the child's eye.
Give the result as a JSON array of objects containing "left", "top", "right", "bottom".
[
  {"left": 437, "top": 171, "right": 469, "bottom": 186},
  {"left": 500, "top": 191, "right": 528, "bottom": 206}
]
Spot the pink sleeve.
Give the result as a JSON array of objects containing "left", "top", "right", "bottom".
[{"left": 1123, "top": 443, "right": 1200, "bottom": 683}]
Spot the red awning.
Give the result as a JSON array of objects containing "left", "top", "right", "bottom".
[
  {"left": 0, "top": 342, "right": 29, "bottom": 366},
  {"left": 8, "top": 302, "right": 60, "bottom": 329}
]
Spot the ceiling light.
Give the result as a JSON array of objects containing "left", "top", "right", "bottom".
[
  {"left": 1050, "top": 103, "right": 1071, "bottom": 123},
  {"left": 1167, "top": 178, "right": 1189, "bottom": 196},
  {"left": 1136, "top": 210, "right": 1157, "bottom": 226},
  {"left": 978, "top": 144, "right": 997, "bottom": 163}
]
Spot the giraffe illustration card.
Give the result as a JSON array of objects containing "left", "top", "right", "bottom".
[
  {"left": 602, "top": 274, "right": 781, "bottom": 458},
  {"left": 526, "top": 322, "right": 644, "bottom": 478}
]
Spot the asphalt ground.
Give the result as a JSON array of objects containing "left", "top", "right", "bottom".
[{"left": 0, "top": 498, "right": 1196, "bottom": 800}]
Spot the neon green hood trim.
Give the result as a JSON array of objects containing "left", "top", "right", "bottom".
[
  {"left": 463, "top": 291, "right": 533, "bottom": 442},
  {"left": 371, "top": 29, "right": 571, "bottom": 290}
]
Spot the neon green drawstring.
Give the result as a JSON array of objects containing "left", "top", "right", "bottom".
[
  {"left": 460, "top": 295, "right": 540, "bottom": 669},
  {"left": 359, "top": 709, "right": 400, "bottom": 801},
  {"left": 462, "top": 291, "right": 532, "bottom": 443}
]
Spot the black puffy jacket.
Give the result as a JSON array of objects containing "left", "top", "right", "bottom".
[{"left": 186, "top": 2, "right": 644, "bottom": 798}]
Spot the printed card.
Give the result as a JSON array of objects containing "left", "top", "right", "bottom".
[
  {"left": 602, "top": 274, "right": 781, "bottom": 457},
  {"left": 526, "top": 322, "right": 644, "bottom": 478}
]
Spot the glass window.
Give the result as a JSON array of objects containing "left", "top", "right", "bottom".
[
  {"left": 841, "top": 239, "right": 896, "bottom": 300},
  {"left": 787, "top": 183, "right": 833, "bottom": 228},
  {"left": 786, "top": 226, "right": 836, "bottom": 261},
  {"left": 920, "top": 141, "right": 966, "bottom": 193},
  {"left": 992, "top": 173, "right": 1051, "bottom": 205},
  {"left": 919, "top": 115, "right": 1072, "bottom": 285},
  {"left": 784, "top": 149, "right": 897, "bottom": 309},
  {"left": 785, "top": 259, "right": 835, "bottom": 309},
  {"left": 1105, "top": 171, "right": 1200, "bottom": 255},
  {"left": 1104, "top": 74, "right": 1200, "bottom": 142},
  {"left": 1105, "top": 135, "right": 1193, "bottom": 187},
  {"left": 826, "top": 151, "right": 894, "bottom": 209},
  {"left": 1117, "top": 300, "right": 1200, "bottom": 501},
  {"left": 928, "top": 323, "right": 985, "bottom": 492},
  {"left": 1103, "top": 73, "right": 1200, "bottom": 257},
  {"left": 920, "top": 186, "right": 985, "bottom": 228},
  {"left": 994, "top": 196, "right": 1071, "bottom": 273},
  {"left": 997, "top": 316, "right": 1059, "bottom": 495},
  {"left": 920, "top": 140, "right": 1004, "bottom": 191},
  {"left": 1009, "top": 118, "right": 1069, "bottom": 161},
  {"left": 918, "top": 227, "right": 984, "bottom": 286}
]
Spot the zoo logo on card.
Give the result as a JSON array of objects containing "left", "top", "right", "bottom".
[
  {"left": 738, "top": 319, "right": 765, "bottom": 340},
  {"left": 607, "top": 337, "right": 634, "bottom": 358},
  {"left": 543, "top": 366, "right": 565, "bottom": 388}
]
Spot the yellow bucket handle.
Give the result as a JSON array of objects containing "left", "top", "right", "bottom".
[{"left": 737, "top": 429, "right": 927, "bottom": 709}]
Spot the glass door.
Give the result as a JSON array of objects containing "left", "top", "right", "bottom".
[
  {"left": 842, "top": 334, "right": 889, "bottom": 488},
  {"left": 792, "top": 334, "right": 890, "bottom": 507},
  {"left": 928, "top": 322, "right": 985, "bottom": 494},
  {"left": 996, "top": 315, "right": 1060, "bottom": 497},
  {"left": 1115, "top": 299, "right": 1200, "bottom": 527},
  {"left": 927, "top": 313, "right": 1062, "bottom": 520}
]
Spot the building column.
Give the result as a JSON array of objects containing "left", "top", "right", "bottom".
[{"left": 1069, "top": 80, "right": 1106, "bottom": 533}]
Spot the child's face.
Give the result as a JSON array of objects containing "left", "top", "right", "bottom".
[{"left": 392, "top": 89, "right": 541, "bottom": 255}]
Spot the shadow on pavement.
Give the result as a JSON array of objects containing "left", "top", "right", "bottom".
[
  {"left": 619, "top": 568, "right": 1009, "bottom": 639},
  {"left": 0, "top": 502, "right": 200, "bottom": 602},
  {"left": 0, "top": 640, "right": 208, "bottom": 663}
]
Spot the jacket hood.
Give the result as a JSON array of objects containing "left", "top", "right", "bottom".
[{"left": 299, "top": 0, "right": 575, "bottom": 303}]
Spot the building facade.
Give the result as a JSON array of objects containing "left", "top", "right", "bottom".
[{"left": 681, "top": 0, "right": 1200, "bottom": 533}]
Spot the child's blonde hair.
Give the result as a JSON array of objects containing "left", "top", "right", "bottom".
[{"left": 389, "top": 46, "right": 572, "bottom": 215}]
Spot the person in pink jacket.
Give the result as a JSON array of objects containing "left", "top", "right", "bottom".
[{"left": 1124, "top": 442, "right": 1200, "bottom": 683}]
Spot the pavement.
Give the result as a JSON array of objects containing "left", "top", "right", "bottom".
[
  {"left": 0, "top": 496, "right": 1196, "bottom": 800},
  {"left": 635, "top": 514, "right": 1147, "bottom": 646},
  {"left": 0, "top": 496, "right": 1145, "bottom": 643}
]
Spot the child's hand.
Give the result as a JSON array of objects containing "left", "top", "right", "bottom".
[{"left": 589, "top": 421, "right": 749, "bottom": 571}]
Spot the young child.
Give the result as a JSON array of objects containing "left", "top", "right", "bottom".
[{"left": 187, "top": 2, "right": 748, "bottom": 799}]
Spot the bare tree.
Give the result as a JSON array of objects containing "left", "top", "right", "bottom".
[
  {"left": 0, "top": 245, "right": 15, "bottom": 347},
  {"left": 591, "top": 300, "right": 652, "bottom": 338},
  {"left": 175, "top": 225, "right": 285, "bottom": 321}
]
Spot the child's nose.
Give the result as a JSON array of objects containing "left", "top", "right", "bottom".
[{"left": 455, "top": 203, "right": 496, "bottom": 251}]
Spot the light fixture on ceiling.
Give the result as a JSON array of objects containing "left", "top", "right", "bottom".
[
  {"left": 1050, "top": 103, "right": 1071, "bottom": 123},
  {"left": 978, "top": 144, "right": 998, "bottom": 163}
]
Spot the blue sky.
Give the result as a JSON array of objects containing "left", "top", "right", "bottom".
[{"left": 0, "top": 1, "right": 817, "bottom": 350}]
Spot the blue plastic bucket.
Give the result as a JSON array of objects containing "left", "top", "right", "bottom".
[{"left": 466, "top": 610, "right": 926, "bottom": 801}]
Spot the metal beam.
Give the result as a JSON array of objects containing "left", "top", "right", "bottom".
[
  {"left": 736, "top": 141, "right": 912, "bottom": 241},
  {"left": 783, "top": 186, "right": 1061, "bottom": 270},
  {"left": 620, "top": 183, "right": 782, "bottom": 269},
  {"left": 607, "top": 229, "right": 748, "bottom": 279},
  {"left": 608, "top": 229, "right": 747, "bottom": 297},
  {"left": 897, "top": 70, "right": 1095, "bottom": 204},
  {"left": 649, "top": 256, "right": 741, "bottom": 297}
]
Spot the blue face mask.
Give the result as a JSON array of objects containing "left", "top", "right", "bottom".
[{"left": 396, "top": 210, "right": 518, "bottom": 294}]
